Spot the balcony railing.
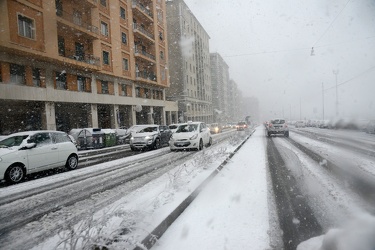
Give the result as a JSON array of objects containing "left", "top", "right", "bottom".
[
  {"left": 133, "top": 23, "right": 154, "bottom": 40},
  {"left": 56, "top": 9, "right": 99, "bottom": 35},
  {"left": 136, "top": 70, "right": 157, "bottom": 82},
  {"left": 59, "top": 48, "right": 100, "bottom": 66},
  {"left": 132, "top": 0, "right": 153, "bottom": 18},
  {"left": 134, "top": 45, "right": 156, "bottom": 61}
]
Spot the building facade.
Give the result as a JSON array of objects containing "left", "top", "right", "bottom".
[
  {"left": 0, "top": 0, "right": 178, "bottom": 134},
  {"left": 210, "top": 52, "right": 230, "bottom": 124},
  {"left": 166, "top": 0, "right": 213, "bottom": 123}
]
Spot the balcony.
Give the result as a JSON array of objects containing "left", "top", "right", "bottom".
[
  {"left": 132, "top": 0, "right": 153, "bottom": 19},
  {"left": 134, "top": 45, "right": 156, "bottom": 61},
  {"left": 136, "top": 70, "right": 157, "bottom": 82},
  {"left": 59, "top": 48, "right": 100, "bottom": 67},
  {"left": 56, "top": 9, "right": 99, "bottom": 39},
  {"left": 133, "top": 23, "right": 154, "bottom": 41}
]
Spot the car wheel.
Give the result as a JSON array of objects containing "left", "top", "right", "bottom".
[
  {"left": 66, "top": 154, "right": 78, "bottom": 170},
  {"left": 130, "top": 146, "right": 136, "bottom": 151},
  {"left": 198, "top": 139, "right": 203, "bottom": 150},
  {"left": 207, "top": 137, "right": 212, "bottom": 147},
  {"left": 154, "top": 138, "right": 161, "bottom": 149},
  {"left": 5, "top": 164, "right": 25, "bottom": 184},
  {"left": 284, "top": 131, "right": 289, "bottom": 138}
]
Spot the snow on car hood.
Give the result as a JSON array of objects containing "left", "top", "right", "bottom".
[
  {"left": 172, "top": 132, "right": 197, "bottom": 140},
  {"left": 0, "top": 147, "right": 20, "bottom": 157}
]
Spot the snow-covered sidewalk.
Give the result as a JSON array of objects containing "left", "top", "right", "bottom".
[{"left": 152, "top": 128, "right": 271, "bottom": 249}]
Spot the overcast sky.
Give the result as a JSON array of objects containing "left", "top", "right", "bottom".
[{"left": 183, "top": 0, "right": 375, "bottom": 121}]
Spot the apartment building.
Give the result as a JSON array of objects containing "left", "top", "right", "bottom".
[
  {"left": 0, "top": 0, "right": 178, "bottom": 134},
  {"left": 210, "top": 52, "right": 230, "bottom": 124},
  {"left": 165, "top": 0, "right": 213, "bottom": 124}
]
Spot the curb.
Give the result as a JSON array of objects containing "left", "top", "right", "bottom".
[{"left": 134, "top": 129, "right": 256, "bottom": 250}]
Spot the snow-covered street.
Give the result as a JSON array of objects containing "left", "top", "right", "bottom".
[{"left": 1, "top": 126, "right": 375, "bottom": 250}]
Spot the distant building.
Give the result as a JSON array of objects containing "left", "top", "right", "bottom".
[
  {"left": 210, "top": 53, "right": 230, "bottom": 124},
  {"left": 166, "top": 0, "right": 213, "bottom": 123},
  {"left": 0, "top": 0, "right": 178, "bottom": 134}
]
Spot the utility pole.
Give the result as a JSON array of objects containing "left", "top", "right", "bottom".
[
  {"left": 322, "top": 82, "right": 324, "bottom": 121},
  {"left": 299, "top": 97, "right": 302, "bottom": 120},
  {"left": 333, "top": 70, "right": 339, "bottom": 117}
]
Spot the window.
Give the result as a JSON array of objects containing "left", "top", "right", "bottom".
[
  {"left": 32, "top": 68, "right": 41, "bottom": 87},
  {"left": 122, "top": 58, "right": 129, "bottom": 71},
  {"left": 120, "top": 84, "right": 128, "bottom": 96},
  {"left": 101, "top": 80, "right": 109, "bottom": 94},
  {"left": 18, "top": 14, "right": 34, "bottom": 39},
  {"left": 56, "top": 71, "right": 67, "bottom": 90},
  {"left": 135, "top": 86, "right": 141, "bottom": 97},
  {"left": 56, "top": 0, "right": 63, "bottom": 16},
  {"left": 10, "top": 64, "right": 25, "bottom": 85},
  {"left": 101, "top": 22, "right": 108, "bottom": 36},
  {"left": 73, "top": 10, "right": 82, "bottom": 25},
  {"left": 159, "top": 31, "right": 163, "bottom": 41},
  {"left": 100, "top": 0, "right": 106, "bottom": 7},
  {"left": 121, "top": 32, "right": 127, "bottom": 44},
  {"left": 58, "top": 36, "right": 65, "bottom": 56},
  {"left": 77, "top": 76, "right": 86, "bottom": 92},
  {"left": 120, "top": 7, "right": 126, "bottom": 19},
  {"left": 160, "top": 51, "right": 164, "bottom": 60},
  {"left": 102, "top": 51, "right": 110, "bottom": 65}
]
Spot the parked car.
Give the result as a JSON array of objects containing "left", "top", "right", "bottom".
[
  {"left": 130, "top": 125, "right": 172, "bottom": 151},
  {"left": 209, "top": 123, "right": 222, "bottom": 134},
  {"left": 295, "top": 120, "right": 306, "bottom": 128},
  {"left": 169, "top": 121, "right": 212, "bottom": 151},
  {"left": 0, "top": 130, "right": 78, "bottom": 184},
  {"left": 124, "top": 125, "right": 150, "bottom": 144},
  {"left": 365, "top": 120, "right": 375, "bottom": 134},
  {"left": 168, "top": 124, "right": 180, "bottom": 133},
  {"left": 236, "top": 121, "right": 248, "bottom": 131},
  {"left": 266, "top": 118, "right": 289, "bottom": 137}
]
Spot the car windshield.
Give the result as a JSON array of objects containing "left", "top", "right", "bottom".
[
  {"left": 176, "top": 124, "right": 198, "bottom": 133},
  {"left": 138, "top": 127, "right": 157, "bottom": 133},
  {"left": 169, "top": 125, "right": 178, "bottom": 129},
  {"left": 0, "top": 135, "right": 29, "bottom": 148}
]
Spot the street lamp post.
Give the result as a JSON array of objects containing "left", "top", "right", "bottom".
[{"left": 333, "top": 70, "right": 339, "bottom": 117}]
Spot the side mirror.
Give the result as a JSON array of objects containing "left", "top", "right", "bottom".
[{"left": 21, "top": 142, "right": 36, "bottom": 150}]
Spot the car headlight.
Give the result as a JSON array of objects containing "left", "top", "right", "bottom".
[
  {"left": 190, "top": 134, "right": 198, "bottom": 140},
  {"left": 130, "top": 136, "right": 134, "bottom": 140},
  {"left": 145, "top": 135, "right": 153, "bottom": 140}
]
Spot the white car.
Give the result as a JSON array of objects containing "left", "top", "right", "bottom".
[
  {"left": 0, "top": 130, "right": 78, "bottom": 184},
  {"left": 169, "top": 122, "right": 212, "bottom": 151}
]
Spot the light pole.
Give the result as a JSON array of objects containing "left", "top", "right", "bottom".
[
  {"left": 322, "top": 82, "right": 325, "bottom": 121},
  {"left": 333, "top": 70, "right": 339, "bottom": 117}
]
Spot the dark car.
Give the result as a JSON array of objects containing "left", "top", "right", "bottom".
[
  {"left": 130, "top": 125, "right": 172, "bottom": 151},
  {"left": 236, "top": 121, "right": 248, "bottom": 131}
]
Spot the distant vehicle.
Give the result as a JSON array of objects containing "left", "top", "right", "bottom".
[
  {"left": 266, "top": 118, "right": 289, "bottom": 137},
  {"left": 168, "top": 124, "right": 180, "bottom": 133},
  {"left": 169, "top": 121, "right": 212, "bottom": 151},
  {"left": 295, "top": 120, "right": 306, "bottom": 128},
  {"left": 209, "top": 123, "right": 222, "bottom": 134},
  {"left": 236, "top": 121, "right": 248, "bottom": 131},
  {"left": 365, "top": 120, "right": 375, "bottom": 134},
  {"left": 130, "top": 125, "right": 172, "bottom": 151},
  {"left": 0, "top": 130, "right": 78, "bottom": 184}
]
